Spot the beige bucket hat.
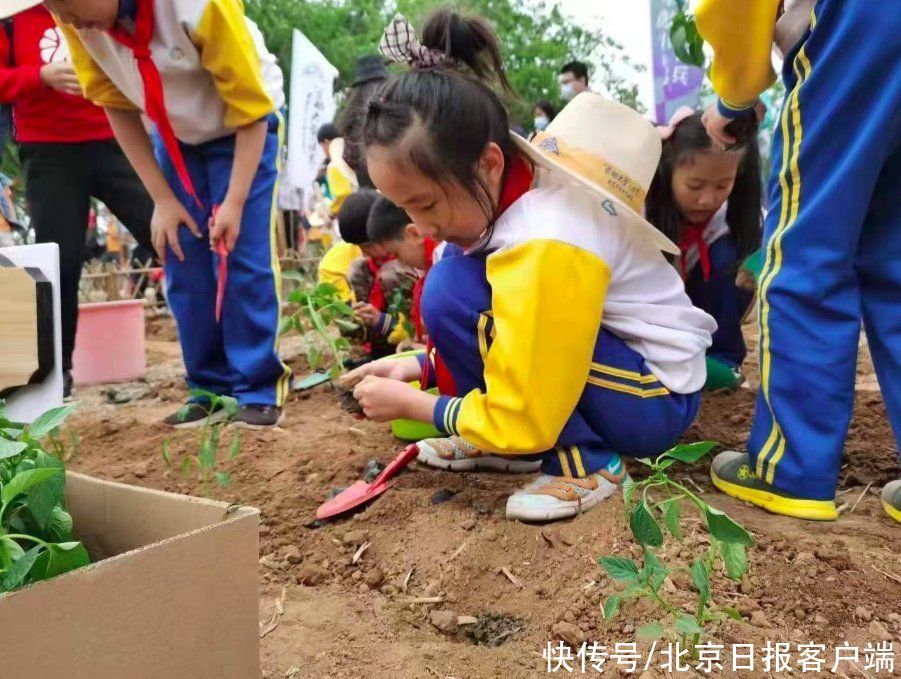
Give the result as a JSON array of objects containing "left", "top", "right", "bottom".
[{"left": 512, "top": 92, "right": 677, "bottom": 254}]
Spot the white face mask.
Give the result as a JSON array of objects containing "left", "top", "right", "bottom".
[
  {"left": 534, "top": 116, "right": 550, "bottom": 131},
  {"left": 560, "top": 83, "right": 576, "bottom": 101}
]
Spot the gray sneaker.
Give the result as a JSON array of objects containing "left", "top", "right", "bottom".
[
  {"left": 883, "top": 479, "right": 901, "bottom": 524},
  {"left": 232, "top": 405, "right": 284, "bottom": 429},
  {"left": 710, "top": 451, "right": 838, "bottom": 521}
]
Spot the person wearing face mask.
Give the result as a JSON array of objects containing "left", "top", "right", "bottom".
[
  {"left": 559, "top": 60, "right": 589, "bottom": 102},
  {"left": 532, "top": 100, "right": 555, "bottom": 136}
]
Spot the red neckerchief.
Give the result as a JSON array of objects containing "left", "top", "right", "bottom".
[
  {"left": 679, "top": 218, "right": 713, "bottom": 282},
  {"left": 411, "top": 237, "right": 438, "bottom": 343},
  {"left": 367, "top": 257, "right": 387, "bottom": 311},
  {"left": 421, "top": 156, "right": 534, "bottom": 394},
  {"left": 107, "top": 0, "right": 202, "bottom": 208}
]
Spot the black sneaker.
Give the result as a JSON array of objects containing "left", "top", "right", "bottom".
[
  {"left": 63, "top": 370, "right": 74, "bottom": 402},
  {"left": 232, "top": 404, "right": 284, "bottom": 429},
  {"left": 163, "top": 402, "right": 229, "bottom": 429}
]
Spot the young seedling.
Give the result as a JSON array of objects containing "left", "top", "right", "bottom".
[
  {"left": 0, "top": 401, "right": 90, "bottom": 593},
  {"left": 162, "top": 390, "right": 241, "bottom": 494},
  {"left": 599, "top": 442, "right": 753, "bottom": 657},
  {"left": 281, "top": 274, "right": 359, "bottom": 379}
]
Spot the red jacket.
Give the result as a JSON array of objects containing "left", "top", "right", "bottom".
[{"left": 0, "top": 6, "right": 112, "bottom": 143}]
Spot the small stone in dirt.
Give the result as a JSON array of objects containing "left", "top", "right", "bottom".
[
  {"left": 737, "top": 599, "right": 761, "bottom": 616},
  {"left": 855, "top": 606, "right": 873, "bottom": 622},
  {"left": 105, "top": 384, "right": 151, "bottom": 404},
  {"left": 869, "top": 620, "right": 893, "bottom": 641},
  {"left": 793, "top": 551, "right": 815, "bottom": 564},
  {"left": 284, "top": 546, "right": 303, "bottom": 565},
  {"left": 461, "top": 518, "right": 477, "bottom": 531},
  {"left": 132, "top": 461, "right": 150, "bottom": 479},
  {"left": 364, "top": 566, "right": 384, "bottom": 588},
  {"left": 296, "top": 563, "right": 329, "bottom": 586},
  {"left": 483, "top": 529, "right": 499, "bottom": 542},
  {"left": 888, "top": 613, "right": 901, "bottom": 625},
  {"left": 363, "top": 459, "right": 385, "bottom": 483},
  {"left": 423, "top": 580, "right": 441, "bottom": 598},
  {"left": 429, "top": 610, "right": 458, "bottom": 634},
  {"left": 750, "top": 611, "right": 771, "bottom": 628},
  {"left": 431, "top": 489, "right": 458, "bottom": 505},
  {"left": 473, "top": 502, "right": 490, "bottom": 515},
  {"left": 814, "top": 614, "right": 828, "bottom": 625},
  {"left": 341, "top": 529, "right": 369, "bottom": 546},
  {"left": 304, "top": 519, "right": 327, "bottom": 530},
  {"left": 552, "top": 621, "right": 584, "bottom": 649}
]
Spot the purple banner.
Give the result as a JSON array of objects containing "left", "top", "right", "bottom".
[{"left": 651, "top": 0, "right": 704, "bottom": 124}]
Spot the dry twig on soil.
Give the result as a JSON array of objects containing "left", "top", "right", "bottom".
[
  {"left": 259, "top": 588, "right": 287, "bottom": 639},
  {"left": 849, "top": 482, "right": 874, "bottom": 514},
  {"left": 352, "top": 541, "right": 371, "bottom": 564},
  {"left": 499, "top": 567, "right": 523, "bottom": 589}
]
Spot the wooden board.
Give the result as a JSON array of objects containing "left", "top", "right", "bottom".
[{"left": 0, "top": 260, "right": 53, "bottom": 396}]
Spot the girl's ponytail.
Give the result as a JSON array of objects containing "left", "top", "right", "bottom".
[{"left": 420, "top": 8, "right": 512, "bottom": 93}]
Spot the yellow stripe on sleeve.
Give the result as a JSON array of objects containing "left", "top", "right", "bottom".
[{"left": 59, "top": 23, "right": 137, "bottom": 111}]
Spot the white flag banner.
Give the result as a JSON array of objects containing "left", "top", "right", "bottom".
[{"left": 280, "top": 29, "right": 338, "bottom": 211}]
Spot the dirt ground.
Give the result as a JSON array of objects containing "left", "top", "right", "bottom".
[{"left": 66, "top": 314, "right": 901, "bottom": 678}]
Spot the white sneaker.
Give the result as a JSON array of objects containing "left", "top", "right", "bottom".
[
  {"left": 505, "top": 455, "right": 629, "bottom": 522},
  {"left": 416, "top": 436, "right": 542, "bottom": 473}
]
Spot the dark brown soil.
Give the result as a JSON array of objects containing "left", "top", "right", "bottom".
[{"left": 64, "top": 315, "right": 901, "bottom": 678}]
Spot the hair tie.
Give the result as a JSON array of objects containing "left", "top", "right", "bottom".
[
  {"left": 379, "top": 14, "right": 450, "bottom": 70},
  {"left": 657, "top": 107, "right": 696, "bottom": 141}
]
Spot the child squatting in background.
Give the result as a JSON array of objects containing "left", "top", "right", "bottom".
[
  {"left": 41, "top": 0, "right": 290, "bottom": 429},
  {"left": 343, "top": 10, "right": 716, "bottom": 523},
  {"left": 366, "top": 195, "right": 462, "bottom": 344},
  {"left": 646, "top": 109, "right": 762, "bottom": 389}
]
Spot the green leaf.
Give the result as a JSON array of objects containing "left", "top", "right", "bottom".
[
  {"left": 162, "top": 439, "right": 172, "bottom": 465},
  {"left": 44, "top": 506, "right": 74, "bottom": 542},
  {"left": 704, "top": 506, "right": 753, "bottom": 545},
  {"left": 660, "top": 441, "right": 717, "bottom": 465},
  {"left": 198, "top": 438, "right": 216, "bottom": 471},
  {"left": 721, "top": 606, "right": 743, "bottom": 622},
  {"left": 308, "top": 346, "right": 323, "bottom": 371},
  {"left": 1, "top": 537, "right": 25, "bottom": 565},
  {"left": 630, "top": 500, "right": 664, "bottom": 547},
  {"left": 603, "top": 594, "right": 621, "bottom": 620},
  {"left": 690, "top": 558, "right": 710, "bottom": 601},
  {"left": 598, "top": 556, "right": 640, "bottom": 582},
  {"left": 219, "top": 396, "right": 239, "bottom": 417},
  {"left": 177, "top": 404, "right": 192, "bottom": 422},
  {"left": 675, "top": 614, "right": 703, "bottom": 636},
  {"left": 26, "top": 404, "right": 77, "bottom": 439},
  {"left": 622, "top": 477, "right": 637, "bottom": 507},
  {"left": 637, "top": 621, "right": 666, "bottom": 641},
  {"left": 229, "top": 434, "right": 241, "bottom": 459},
  {"left": 181, "top": 455, "right": 193, "bottom": 477},
  {"left": 0, "top": 439, "right": 27, "bottom": 460},
  {"left": 642, "top": 549, "right": 665, "bottom": 576},
  {"left": 281, "top": 270, "right": 305, "bottom": 282},
  {"left": 720, "top": 541, "right": 749, "bottom": 581},
  {"left": 214, "top": 472, "right": 231, "bottom": 488},
  {"left": 27, "top": 453, "right": 65, "bottom": 529},
  {"left": 34, "top": 541, "right": 90, "bottom": 581},
  {"left": 2, "top": 544, "right": 44, "bottom": 591},
  {"left": 1, "top": 468, "right": 62, "bottom": 507},
  {"left": 662, "top": 499, "right": 684, "bottom": 539}
]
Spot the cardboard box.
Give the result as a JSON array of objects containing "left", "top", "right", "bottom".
[{"left": 0, "top": 473, "right": 261, "bottom": 679}]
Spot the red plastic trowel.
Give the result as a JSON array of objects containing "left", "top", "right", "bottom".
[
  {"left": 210, "top": 205, "right": 228, "bottom": 323},
  {"left": 316, "top": 444, "right": 420, "bottom": 520}
]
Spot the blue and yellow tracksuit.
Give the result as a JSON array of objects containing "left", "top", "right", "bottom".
[
  {"left": 698, "top": 0, "right": 901, "bottom": 500},
  {"left": 420, "top": 181, "right": 715, "bottom": 478},
  {"left": 63, "top": 0, "right": 291, "bottom": 407}
]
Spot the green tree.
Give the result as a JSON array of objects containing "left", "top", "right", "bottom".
[{"left": 245, "top": 0, "right": 644, "bottom": 128}]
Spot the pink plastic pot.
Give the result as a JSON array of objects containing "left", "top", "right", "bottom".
[{"left": 71, "top": 300, "right": 146, "bottom": 385}]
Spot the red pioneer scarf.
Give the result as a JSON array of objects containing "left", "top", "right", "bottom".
[{"left": 679, "top": 218, "right": 713, "bottom": 281}]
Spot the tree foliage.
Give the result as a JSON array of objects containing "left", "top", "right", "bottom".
[{"left": 245, "top": 0, "right": 644, "bottom": 127}]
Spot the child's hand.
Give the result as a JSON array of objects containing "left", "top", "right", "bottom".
[
  {"left": 353, "top": 375, "right": 432, "bottom": 422},
  {"left": 353, "top": 302, "right": 381, "bottom": 327},
  {"left": 151, "top": 197, "right": 201, "bottom": 262},
  {"left": 338, "top": 356, "right": 420, "bottom": 389},
  {"left": 210, "top": 199, "right": 243, "bottom": 253}
]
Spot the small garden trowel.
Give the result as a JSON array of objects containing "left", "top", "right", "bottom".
[{"left": 316, "top": 444, "right": 420, "bottom": 520}]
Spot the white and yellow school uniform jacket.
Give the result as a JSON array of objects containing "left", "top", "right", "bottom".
[
  {"left": 438, "top": 176, "right": 717, "bottom": 454},
  {"left": 61, "top": 0, "right": 284, "bottom": 144}
]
